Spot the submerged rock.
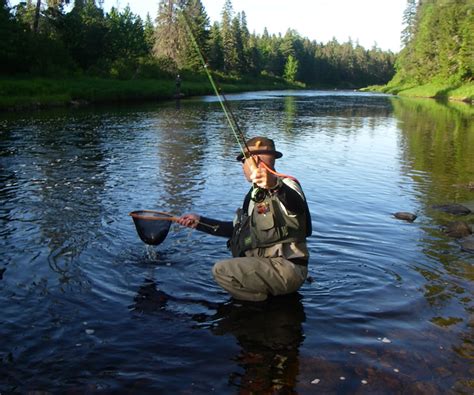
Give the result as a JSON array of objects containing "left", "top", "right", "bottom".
[
  {"left": 452, "top": 182, "right": 474, "bottom": 191},
  {"left": 460, "top": 235, "right": 474, "bottom": 253},
  {"left": 0, "top": 267, "right": 5, "bottom": 280},
  {"left": 443, "top": 221, "right": 472, "bottom": 238},
  {"left": 393, "top": 212, "right": 417, "bottom": 222},
  {"left": 431, "top": 204, "right": 471, "bottom": 216}
]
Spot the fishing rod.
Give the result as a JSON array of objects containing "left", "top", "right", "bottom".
[{"left": 181, "top": 11, "right": 266, "bottom": 202}]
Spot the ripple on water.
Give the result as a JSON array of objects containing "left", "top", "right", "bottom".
[{"left": 1, "top": 93, "right": 473, "bottom": 393}]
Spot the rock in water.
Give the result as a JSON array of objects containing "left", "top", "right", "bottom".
[
  {"left": 431, "top": 204, "right": 471, "bottom": 216},
  {"left": 460, "top": 235, "right": 474, "bottom": 253},
  {"left": 443, "top": 222, "right": 472, "bottom": 238},
  {"left": 394, "top": 212, "right": 417, "bottom": 222}
]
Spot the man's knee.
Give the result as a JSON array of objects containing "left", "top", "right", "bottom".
[{"left": 212, "top": 259, "right": 228, "bottom": 281}]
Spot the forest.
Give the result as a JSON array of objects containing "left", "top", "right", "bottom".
[
  {"left": 1, "top": 0, "right": 395, "bottom": 87},
  {"left": 377, "top": 0, "right": 473, "bottom": 102},
  {"left": 1, "top": 0, "right": 472, "bottom": 107}
]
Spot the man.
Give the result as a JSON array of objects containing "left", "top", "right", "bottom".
[{"left": 178, "top": 136, "right": 312, "bottom": 302}]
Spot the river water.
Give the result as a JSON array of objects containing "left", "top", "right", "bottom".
[{"left": 1, "top": 91, "right": 473, "bottom": 393}]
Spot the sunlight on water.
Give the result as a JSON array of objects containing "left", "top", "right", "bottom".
[{"left": 0, "top": 92, "right": 473, "bottom": 393}]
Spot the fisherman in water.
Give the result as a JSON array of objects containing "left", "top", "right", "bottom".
[{"left": 178, "top": 136, "right": 312, "bottom": 302}]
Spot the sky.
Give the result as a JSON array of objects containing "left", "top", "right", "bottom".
[
  {"left": 8, "top": 0, "right": 406, "bottom": 52},
  {"left": 104, "top": 0, "right": 406, "bottom": 52}
]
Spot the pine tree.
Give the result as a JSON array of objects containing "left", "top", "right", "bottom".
[
  {"left": 220, "top": 0, "right": 237, "bottom": 73},
  {"left": 239, "top": 11, "right": 250, "bottom": 73},
  {"left": 401, "top": 0, "right": 418, "bottom": 47},
  {"left": 143, "top": 13, "right": 155, "bottom": 52},
  {"left": 180, "top": 0, "right": 209, "bottom": 70},
  {"left": 208, "top": 21, "right": 224, "bottom": 70},
  {"left": 153, "top": 0, "right": 182, "bottom": 66}
]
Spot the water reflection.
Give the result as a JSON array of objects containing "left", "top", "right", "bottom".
[
  {"left": 393, "top": 97, "right": 473, "bottom": 379},
  {"left": 154, "top": 107, "right": 208, "bottom": 213},
  {"left": 130, "top": 276, "right": 306, "bottom": 394},
  {"left": 206, "top": 294, "right": 305, "bottom": 393}
]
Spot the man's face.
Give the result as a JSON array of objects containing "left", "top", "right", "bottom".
[{"left": 241, "top": 153, "right": 275, "bottom": 181}]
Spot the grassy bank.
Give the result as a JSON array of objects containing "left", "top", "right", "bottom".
[
  {"left": 0, "top": 75, "right": 301, "bottom": 111},
  {"left": 362, "top": 81, "right": 474, "bottom": 104}
]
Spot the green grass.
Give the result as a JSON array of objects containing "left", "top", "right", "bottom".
[
  {"left": 362, "top": 81, "right": 474, "bottom": 104},
  {"left": 0, "top": 75, "right": 301, "bottom": 111}
]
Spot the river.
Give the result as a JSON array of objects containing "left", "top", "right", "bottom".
[{"left": 1, "top": 91, "right": 473, "bottom": 393}]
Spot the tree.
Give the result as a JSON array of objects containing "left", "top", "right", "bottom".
[
  {"left": 180, "top": 0, "right": 210, "bottom": 70},
  {"left": 153, "top": 0, "right": 182, "bottom": 66},
  {"left": 283, "top": 54, "right": 298, "bottom": 82},
  {"left": 391, "top": 0, "right": 472, "bottom": 85},
  {"left": 401, "top": 0, "right": 418, "bottom": 47},
  {"left": 220, "top": 0, "right": 237, "bottom": 73},
  {"left": 208, "top": 21, "right": 224, "bottom": 70},
  {"left": 143, "top": 13, "right": 155, "bottom": 52},
  {"left": 56, "top": 0, "right": 108, "bottom": 71}
]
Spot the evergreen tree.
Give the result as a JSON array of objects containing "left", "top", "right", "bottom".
[
  {"left": 103, "top": 5, "right": 148, "bottom": 77},
  {"left": 239, "top": 11, "right": 250, "bottom": 73},
  {"left": 401, "top": 0, "right": 418, "bottom": 47},
  {"left": 56, "top": 0, "right": 107, "bottom": 71},
  {"left": 230, "top": 13, "right": 245, "bottom": 73},
  {"left": 220, "top": 0, "right": 237, "bottom": 73},
  {"left": 153, "top": 0, "right": 182, "bottom": 67},
  {"left": 391, "top": 0, "right": 472, "bottom": 86},
  {"left": 180, "top": 0, "right": 210, "bottom": 70},
  {"left": 247, "top": 31, "right": 262, "bottom": 75},
  {"left": 143, "top": 13, "right": 155, "bottom": 52},
  {"left": 208, "top": 21, "right": 224, "bottom": 70}
]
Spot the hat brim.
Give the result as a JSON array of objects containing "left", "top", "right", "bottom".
[{"left": 236, "top": 150, "right": 283, "bottom": 161}]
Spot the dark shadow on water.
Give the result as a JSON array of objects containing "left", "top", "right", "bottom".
[
  {"left": 129, "top": 278, "right": 306, "bottom": 394},
  {"left": 201, "top": 294, "right": 306, "bottom": 394}
]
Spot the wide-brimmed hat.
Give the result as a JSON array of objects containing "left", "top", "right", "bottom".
[{"left": 236, "top": 136, "right": 283, "bottom": 161}]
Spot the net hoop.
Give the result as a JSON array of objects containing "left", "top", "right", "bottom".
[{"left": 129, "top": 210, "right": 179, "bottom": 222}]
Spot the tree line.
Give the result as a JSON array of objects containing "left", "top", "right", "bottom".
[
  {"left": 391, "top": 0, "right": 473, "bottom": 86},
  {"left": 1, "top": 0, "right": 396, "bottom": 87}
]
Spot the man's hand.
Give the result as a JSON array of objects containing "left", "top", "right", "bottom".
[
  {"left": 250, "top": 167, "right": 278, "bottom": 190},
  {"left": 177, "top": 213, "right": 200, "bottom": 228}
]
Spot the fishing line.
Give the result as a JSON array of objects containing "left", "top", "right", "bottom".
[
  {"left": 182, "top": 11, "right": 268, "bottom": 202},
  {"left": 181, "top": 11, "right": 252, "bottom": 160}
]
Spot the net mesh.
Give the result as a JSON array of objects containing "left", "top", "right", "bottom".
[{"left": 130, "top": 211, "right": 173, "bottom": 246}]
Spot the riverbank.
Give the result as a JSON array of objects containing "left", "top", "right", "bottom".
[
  {"left": 361, "top": 81, "right": 474, "bottom": 104},
  {"left": 0, "top": 75, "right": 302, "bottom": 111}
]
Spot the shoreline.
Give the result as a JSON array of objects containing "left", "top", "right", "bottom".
[
  {"left": 2, "top": 77, "right": 472, "bottom": 113},
  {"left": 0, "top": 76, "right": 303, "bottom": 112},
  {"left": 361, "top": 81, "right": 474, "bottom": 105}
]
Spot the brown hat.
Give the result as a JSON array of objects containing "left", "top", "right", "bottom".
[{"left": 236, "top": 136, "right": 283, "bottom": 161}]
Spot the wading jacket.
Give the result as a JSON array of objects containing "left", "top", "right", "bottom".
[{"left": 197, "top": 178, "right": 312, "bottom": 263}]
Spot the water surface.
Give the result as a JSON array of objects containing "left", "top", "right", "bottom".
[{"left": 1, "top": 91, "right": 473, "bottom": 393}]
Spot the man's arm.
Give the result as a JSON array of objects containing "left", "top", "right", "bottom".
[
  {"left": 196, "top": 217, "right": 233, "bottom": 238},
  {"left": 178, "top": 213, "right": 233, "bottom": 238}
]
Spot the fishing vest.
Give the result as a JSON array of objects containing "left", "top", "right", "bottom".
[{"left": 228, "top": 179, "right": 309, "bottom": 257}]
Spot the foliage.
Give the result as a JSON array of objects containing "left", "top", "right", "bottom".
[
  {"left": 391, "top": 0, "right": 473, "bottom": 87},
  {"left": 283, "top": 55, "right": 298, "bottom": 82},
  {"left": 1, "top": 0, "right": 396, "bottom": 87}
]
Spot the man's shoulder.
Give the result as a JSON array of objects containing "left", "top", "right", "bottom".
[{"left": 282, "top": 178, "right": 304, "bottom": 197}]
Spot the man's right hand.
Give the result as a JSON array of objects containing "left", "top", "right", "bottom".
[{"left": 177, "top": 213, "right": 200, "bottom": 228}]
